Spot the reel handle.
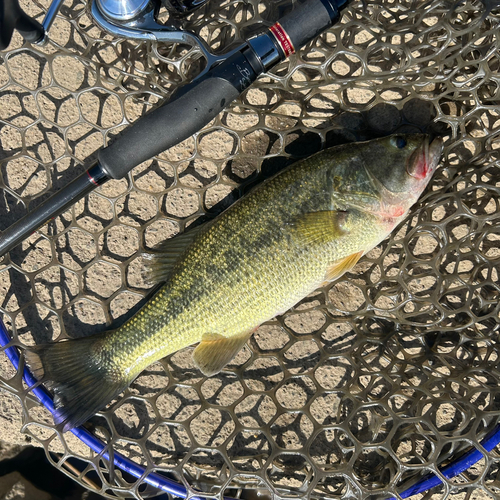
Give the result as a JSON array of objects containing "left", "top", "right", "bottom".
[{"left": 0, "top": 0, "right": 44, "bottom": 50}]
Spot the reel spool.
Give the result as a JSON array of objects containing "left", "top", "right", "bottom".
[
  {"left": 0, "top": 0, "right": 500, "bottom": 499},
  {"left": 96, "top": 0, "right": 153, "bottom": 21}
]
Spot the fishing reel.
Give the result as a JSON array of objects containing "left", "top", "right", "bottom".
[
  {"left": 89, "top": 0, "right": 220, "bottom": 66},
  {"left": 0, "top": 0, "right": 211, "bottom": 51}
]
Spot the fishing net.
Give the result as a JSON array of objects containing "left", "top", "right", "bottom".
[{"left": 0, "top": 0, "right": 500, "bottom": 498}]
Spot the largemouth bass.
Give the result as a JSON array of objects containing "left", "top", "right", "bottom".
[{"left": 26, "top": 134, "right": 443, "bottom": 431}]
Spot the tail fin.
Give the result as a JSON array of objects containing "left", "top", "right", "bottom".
[{"left": 25, "top": 335, "right": 129, "bottom": 432}]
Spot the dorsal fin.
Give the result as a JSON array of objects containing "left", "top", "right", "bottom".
[{"left": 143, "top": 224, "right": 205, "bottom": 284}]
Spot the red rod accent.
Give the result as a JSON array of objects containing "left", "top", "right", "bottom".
[
  {"left": 270, "top": 22, "right": 295, "bottom": 57},
  {"left": 87, "top": 170, "right": 98, "bottom": 186}
]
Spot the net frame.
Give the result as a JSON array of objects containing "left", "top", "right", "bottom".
[{"left": 0, "top": 0, "right": 500, "bottom": 499}]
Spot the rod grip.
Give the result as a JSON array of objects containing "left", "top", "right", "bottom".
[
  {"left": 272, "top": 0, "right": 341, "bottom": 55},
  {"left": 98, "top": 51, "right": 256, "bottom": 179}
]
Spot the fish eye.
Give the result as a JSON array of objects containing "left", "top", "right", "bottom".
[{"left": 391, "top": 136, "right": 407, "bottom": 149}]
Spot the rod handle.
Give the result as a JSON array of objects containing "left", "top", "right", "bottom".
[
  {"left": 271, "top": 0, "right": 344, "bottom": 57},
  {"left": 98, "top": 50, "right": 256, "bottom": 179}
]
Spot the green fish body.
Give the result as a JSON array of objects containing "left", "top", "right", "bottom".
[{"left": 26, "top": 134, "right": 443, "bottom": 431}]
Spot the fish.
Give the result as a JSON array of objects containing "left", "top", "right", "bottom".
[{"left": 25, "top": 133, "right": 443, "bottom": 432}]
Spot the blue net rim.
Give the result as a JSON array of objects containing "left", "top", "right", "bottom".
[{"left": 0, "top": 315, "right": 498, "bottom": 499}]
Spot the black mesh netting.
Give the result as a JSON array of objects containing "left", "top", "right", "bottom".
[{"left": 1, "top": 0, "right": 500, "bottom": 498}]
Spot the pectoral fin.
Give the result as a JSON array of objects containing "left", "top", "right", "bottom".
[
  {"left": 193, "top": 331, "right": 253, "bottom": 377},
  {"left": 143, "top": 224, "right": 206, "bottom": 284},
  {"left": 293, "top": 210, "right": 349, "bottom": 246},
  {"left": 324, "top": 250, "right": 363, "bottom": 283}
]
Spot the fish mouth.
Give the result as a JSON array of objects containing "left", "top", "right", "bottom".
[{"left": 407, "top": 136, "right": 443, "bottom": 180}]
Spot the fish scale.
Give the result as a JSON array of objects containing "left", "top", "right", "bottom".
[{"left": 26, "top": 134, "right": 443, "bottom": 431}]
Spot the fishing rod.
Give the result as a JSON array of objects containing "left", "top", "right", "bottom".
[{"left": 0, "top": 0, "right": 350, "bottom": 255}]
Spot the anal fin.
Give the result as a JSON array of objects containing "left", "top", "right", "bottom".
[{"left": 193, "top": 331, "right": 253, "bottom": 377}]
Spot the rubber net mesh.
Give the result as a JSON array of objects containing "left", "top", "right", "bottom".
[{"left": 0, "top": 0, "right": 500, "bottom": 498}]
